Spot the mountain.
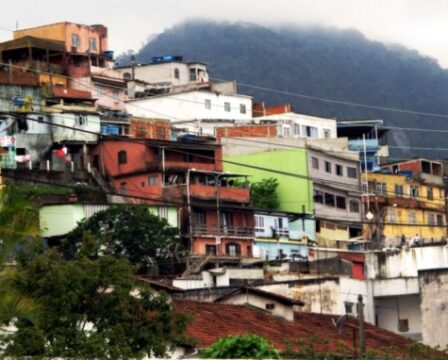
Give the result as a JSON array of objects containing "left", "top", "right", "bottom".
[{"left": 118, "top": 20, "right": 448, "bottom": 159}]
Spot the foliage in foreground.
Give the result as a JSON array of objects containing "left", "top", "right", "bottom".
[
  {"left": 63, "top": 206, "right": 183, "bottom": 271},
  {"left": 202, "top": 334, "right": 281, "bottom": 359},
  {"left": 250, "top": 178, "right": 279, "bottom": 210},
  {"left": 2, "top": 242, "right": 189, "bottom": 359},
  {"left": 0, "top": 184, "right": 41, "bottom": 325}
]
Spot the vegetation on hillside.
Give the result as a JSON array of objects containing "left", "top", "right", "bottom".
[{"left": 119, "top": 20, "right": 448, "bottom": 159}]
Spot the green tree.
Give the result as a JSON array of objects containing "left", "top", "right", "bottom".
[
  {"left": 202, "top": 334, "right": 281, "bottom": 359},
  {"left": 0, "top": 184, "right": 41, "bottom": 325},
  {"left": 63, "top": 206, "right": 183, "bottom": 270},
  {"left": 250, "top": 178, "right": 279, "bottom": 210},
  {"left": 2, "top": 244, "right": 189, "bottom": 359}
]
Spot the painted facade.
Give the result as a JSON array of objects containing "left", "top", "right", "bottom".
[{"left": 365, "top": 172, "right": 446, "bottom": 246}]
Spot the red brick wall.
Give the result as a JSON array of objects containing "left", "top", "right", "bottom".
[
  {"left": 0, "top": 71, "right": 39, "bottom": 86},
  {"left": 216, "top": 125, "right": 277, "bottom": 139},
  {"left": 130, "top": 118, "right": 171, "bottom": 140}
]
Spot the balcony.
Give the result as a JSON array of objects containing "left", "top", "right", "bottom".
[
  {"left": 165, "top": 161, "right": 217, "bottom": 172},
  {"left": 189, "top": 184, "right": 250, "bottom": 202},
  {"left": 192, "top": 223, "right": 254, "bottom": 238},
  {"left": 348, "top": 139, "right": 379, "bottom": 153}
]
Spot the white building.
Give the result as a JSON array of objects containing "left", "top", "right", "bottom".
[
  {"left": 125, "top": 89, "right": 253, "bottom": 125},
  {"left": 257, "top": 111, "right": 338, "bottom": 140},
  {"left": 116, "top": 59, "right": 209, "bottom": 87}
]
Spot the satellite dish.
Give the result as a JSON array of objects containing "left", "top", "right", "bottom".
[{"left": 332, "top": 315, "right": 348, "bottom": 334}]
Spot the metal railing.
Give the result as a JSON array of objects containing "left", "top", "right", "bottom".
[{"left": 192, "top": 223, "right": 254, "bottom": 237}]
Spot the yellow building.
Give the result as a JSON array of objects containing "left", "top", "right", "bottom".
[{"left": 364, "top": 171, "right": 446, "bottom": 246}]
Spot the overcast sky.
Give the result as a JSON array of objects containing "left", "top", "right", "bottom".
[{"left": 2, "top": 0, "right": 448, "bottom": 67}]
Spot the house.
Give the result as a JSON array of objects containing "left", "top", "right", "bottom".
[
  {"left": 364, "top": 165, "right": 446, "bottom": 246},
  {"left": 222, "top": 137, "right": 315, "bottom": 239},
  {"left": 337, "top": 119, "right": 389, "bottom": 172},
  {"left": 253, "top": 210, "right": 310, "bottom": 260},
  {"left": 308, "top": 143, "right": 364, "bottom": 244},
  {"left": 125, "top": 88, "right": 252, "bottom": 124},
  {"left": 90, "top": 136, "right": 254, "bottom": 258},
  {"left": 173, "top": 300, "right": 442, "bottom": 359},
  {"left": 253, "top": 102, "right": 338, "bottom": 139}
]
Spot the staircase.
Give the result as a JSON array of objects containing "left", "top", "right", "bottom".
[{"left": 182, "top": 254, "right": 212, "bottom": 277}]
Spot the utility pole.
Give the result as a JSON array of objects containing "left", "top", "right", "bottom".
[{"left": 357, "top": 294, "right": 365, "bottom": 358}]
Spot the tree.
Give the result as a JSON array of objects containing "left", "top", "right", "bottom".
[
  {"left": 63, "top": 206, "right": 183, "bottom": 270},
  {"left": 0, "top": 184, "right": 41, "bottom": 325},
  {"left": 202, "top": 334, "right": 281, "bottom": 359},
  {"left": 2, "top": 244, "right": 189, "bottom": 359},
  {"left": 250, "top": 178, "right": 279, "bottom": 210}
]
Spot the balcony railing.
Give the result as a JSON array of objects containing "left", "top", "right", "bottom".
[{"left": 192, "top": 223, "right": 254, "bottom": 237}]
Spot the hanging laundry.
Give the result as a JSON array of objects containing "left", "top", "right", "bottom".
[{"left": 56, "top": 148, "right": 65, "bottom": 158}]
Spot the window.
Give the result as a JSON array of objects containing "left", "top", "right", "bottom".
[
  {"left": 437, "top": 214, "right": 444, "bottom": 226},
  {"left": 376, "top": 182, "right": 387, "bottom": 196},
  {"left": 112, "top": 89, "right": 119, "bottom": 102},
  {"left": 193, "top": 210, "right": 206, "bottom": 225},
  {"left": 118, "top": 150, "right": 127, "bottom": 165},
  {"left": 395, "top": 184, "right": 404, "bottom": 197},
  {"left": 428, "top": 214, "right": 436, "bottom": 226},
  {"left": 206, "top": 244, "right": 217, "bottom": 255},
  {"left": 293, "top": 123, "right": 300, "bottom": 135},
  {"left": 344, "top": 302, "right": 354, "bottom": 315},
  {"left": 311, "top": 157, "right": 319, "bottom": 170},
  {"left": 224, "top": 102, "right": 231, "bottom": 112},
  {"left": 204, "top": 99, "right": 211, "bottom": 110},
  {"left": 159, "top": 206, "right": 168, "bottom": 219},
  {"left": 325, "top": 161, "right": 332, "bottom": 173},
  {"left": 335, "top": 164, "right": 343, "bottom": 176},
  {"left": 72, "top": 34, "right": 80, "bottom": 48},
  {"left": 189, "top": 68, "right": 196, "bottom": 81},
  {"left": 427, "top": 187, "right": 434, "bottom": 200},
  {"left": 265, "top": 303, "right": 275, "bottom": 310},
  {"left": 75, "top": 114, "right": 88, "bottom": 126},
  {"left": 240, "top": 104, "right": 246, "bottom": 114},
  {"left": 148, "top": 175, "right": 158, "bottom": 185},
  {"left": 283, "top": 126, "right": 291, "bottom": 138},
  {"left": 123, "top": 72, "right": 132, "bottom": 80},
  {"left": 302, "top": 125, "right": 318, "bottom": 138},
  {"left": 440, "top": 189, "right": 445, "bottom": 199},
  {"left": 314, "top": 190, "right": 324, "bottom": 204},
  {"left": 410, "top": 186, "right": 419, "bottom": 198},
  {"left": 324, "top": 193, "right": 335, "bottom": 207},
  {"left": 388, "top": 211, "right": 397, "bottom": 223},
  {"left": 336, "top": 196, "right": 346, "bottom": 209},
  {"left": 89, "top": 37, "right": 97, "bottom": 50},
  {"left": 349, "top": 200, "right": 360, "bottom": 213},
  {"left": 323, "top": 129, "right": 331, "bottom": 138},
  {"left": 119, "top": 182, "right": 127, "bottom": 194},
  {"left": 226, "top": 242, "right": 241, "bottom": 257},
  {"left": 398, "top": 319, "right": 409, "bottom": 333},
  {"left": 408, "top": 211, "right": 416, "bottom": 224},
  {"left": 362, "top": 183, "right": 368, "bottom": 193},
  {"left": 174, "top": 68, "right": 180, "bottom": 79},
  {"left": 347, "top": 167, "right": 358, "bottom": 179},
  {"left": 254, "top": 215, "right": 264, "bottom": 230}
]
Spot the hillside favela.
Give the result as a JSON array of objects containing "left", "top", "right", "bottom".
[{"left": 1, "top": 6, "right": 448, "bottom": 360}]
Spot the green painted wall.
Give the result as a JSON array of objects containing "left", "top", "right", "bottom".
[
  {"left": 40, "top": 204, "right": 85, "bottom": 237},
  {"left": 224, "top": 149, "right": 313, "bottom": 214},
  {"left": 40, "top": 204, "right": 180, "bottom": 237}
]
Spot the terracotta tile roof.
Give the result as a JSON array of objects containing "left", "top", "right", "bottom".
[{"left": 174, "top": 301, "right": 446, "bottom": 359}]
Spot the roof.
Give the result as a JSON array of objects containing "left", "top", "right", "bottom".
[
  {"left": 214, "top": 286, "right": 305, "bottom": 306},
  {"left": 136, "top": 276, "right": 185, "bottom": 293},
  {"left": 0, "top": 36, "right": 66, "bottom": 53},
  {"left": 174, "top": 301, "right": 444, "bottom": 358}
]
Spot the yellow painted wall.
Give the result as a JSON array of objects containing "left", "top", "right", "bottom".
[
  {"left": 39, "top": 74, "right": 67, "bottom": 87},
  {"left": 14, "top": 23, "right": 66, "bottom": 42},
  {"left": 365, "top": 173, "right": 446, "bottom": 242},
  {"left": 318, "top": 221, "right": 349, "bottom": 242}
]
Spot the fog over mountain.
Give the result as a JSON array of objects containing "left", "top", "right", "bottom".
[{"left": 118, "top": 20, "right": 448, "bottom": 159}]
